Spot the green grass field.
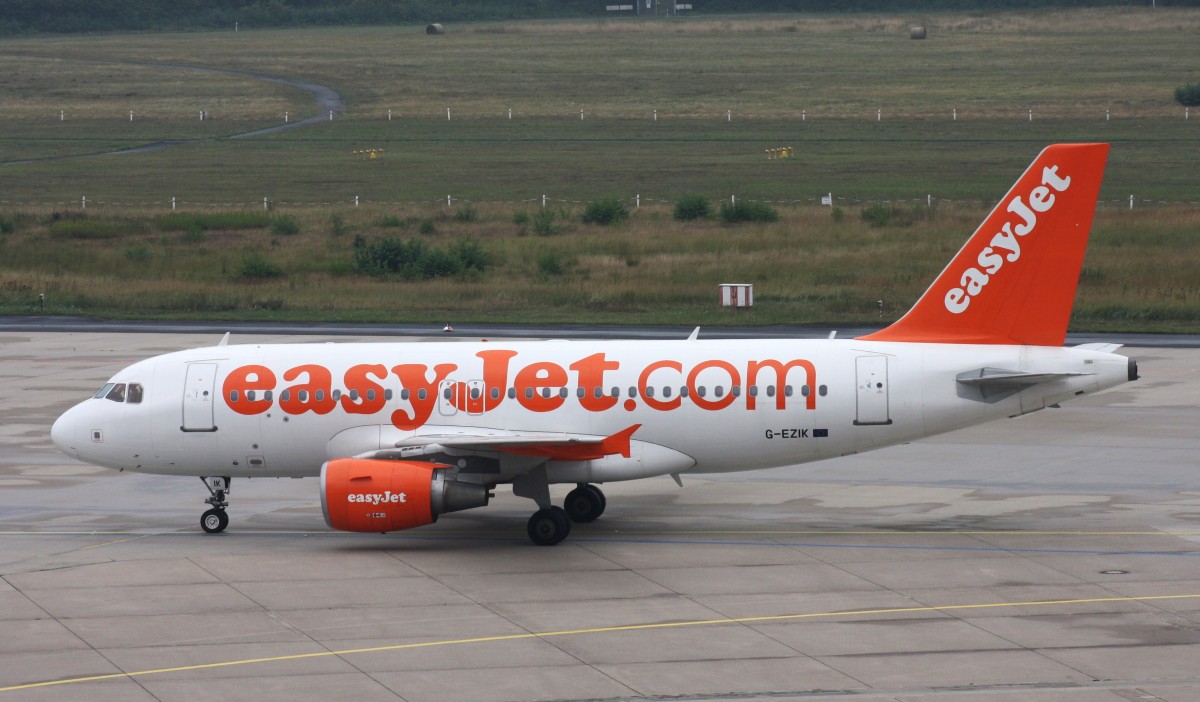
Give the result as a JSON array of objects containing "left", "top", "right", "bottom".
[{"left": 0, "top": 9, "right": 1198, "bottom": 329}]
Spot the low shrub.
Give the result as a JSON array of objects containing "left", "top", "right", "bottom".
[
  {"left": 156, "top": 212, "right": 271, "bottom": 231},
  {"left": 581, "top": 198, "right": 629, "bottom": 226},
  {"left": 454, "top": 205, "right": 479, "bottom": 222},
  {"left": 532, "top": 208, "right": 560, "bottom": 236},
  {"left": 673, "top": 194, "right": 711, "bottom": 221},
  {"left": 238, "top": 253, "right": 284, "bottom": 279},
  {"left": 270, "top": 215, "right": 300, "bottom": 236},
  {"left": 352, "top": 235, "right": 489, "bottom": 279},
  {"left": 49, "top": 218, "right": 141, "bottom": 240},
  {"left": 718, "top": 200, "right": 778, "bottom": 223}
]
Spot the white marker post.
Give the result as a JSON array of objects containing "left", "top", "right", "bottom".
[
  {"left": 508, "top": 108, "right": 512, "bottom": 120},
  {"left": 355, "top": 196, "right": 359, "bottom": 207},
  {"left": 263, "top": 197, "right": 269, "bottom": 211},
  {"left": 285, "top": 111, "right": 289, "bottom": 123},
  {"left": 1106, "top": 109, "right": 1110, "bottom": 122},
  {"left": 542, "top": 194, "right": 547, "bottom": 208},
  {"left": 82, "top": 195, "right": 86, "bottom": 210},
  {"left": 1028, "top": 109, "right": 1033, "bottom": 122},
  {"left": 802, "top": 110, "right": 806, "bottom": 122},
  {"left": 447, "top": 108, "right": 451, "bottom": 121},
  {"left": 329, "top": 110, "right": 333, "bottom": 121},
  {"left": 877, "top": 108, "right": 881, "bottom": 121},
  {"left": 172, "top": 197, "right": 176, "bottom": 211},
  {"left": 952, "top": 108, "right": 957, "bottom": 121},
  {"left": 61, "top": 110, "right": 64, "bottom": 121},
  {"left": 653, "top": 109, "right": 657, "bottom": 122},
  {"left": 727, "top": 110, "right": 731, "bottom": 122},
  {"left": 636, "top": 194, "right": 640, "bottom": 209},
  {"left": 388, "top": 110, "right": 392, "bottom": 121},
  {"left": 580, "top": 110, "right": 584, "bottom": 121},
  {"left": 129, "top": 110, "right": 134, "bottom": 122},
  {"left": 1129, "top": 194, "right": 1135, "bottom": 210}
]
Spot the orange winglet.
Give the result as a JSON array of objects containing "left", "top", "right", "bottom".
[
  {"left": 499, "top": 424, "right": 642, "bottom": 461},
  {"left": 860, "top": 143, "right": 1109, "bottom": 346}
]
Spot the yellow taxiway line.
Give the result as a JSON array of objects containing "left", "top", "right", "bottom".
[{"left": 3, "top": 592, "right": 1199, "bottom": 693}]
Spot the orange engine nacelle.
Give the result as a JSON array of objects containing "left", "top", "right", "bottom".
[{"left": 320, "top": 459, "right": 490, "bottom": 533}]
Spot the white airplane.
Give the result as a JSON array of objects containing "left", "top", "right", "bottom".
[{"left": 51, "top": 143, "right": 1137, "bottom": 545}]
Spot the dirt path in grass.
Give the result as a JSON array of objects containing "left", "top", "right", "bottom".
[{"left": 2, "top": 59, "right": 344, "bottom": 165}]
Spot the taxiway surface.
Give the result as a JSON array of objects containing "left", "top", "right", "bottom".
[{"left": 1, "top": 331, "right": 1198, "bottom": 701}]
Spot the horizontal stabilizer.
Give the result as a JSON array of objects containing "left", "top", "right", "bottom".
[{"left": 956, "top": 367, "right": 1089, "bottom": 402}]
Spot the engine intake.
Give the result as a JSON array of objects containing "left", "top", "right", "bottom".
[{"left": 320, "top": 458, "right": 489, "bottom": 533}]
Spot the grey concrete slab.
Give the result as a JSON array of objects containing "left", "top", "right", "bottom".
[
  {"left": 814, "top": 649, "right": 1092, "bottom": 688},
  {"left": 372, "top": 664, "right": 636, "bottom": 702},
  {"left": 598, "top": 657, "right": 863, "bottom": 698},
  {"left": 1, "top": 334, "right": 1199, "bottom": 701}
]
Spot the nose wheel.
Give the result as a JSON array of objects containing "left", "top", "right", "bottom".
[{"left": 199, "top": 476, "right": 231, "bottom": 534}]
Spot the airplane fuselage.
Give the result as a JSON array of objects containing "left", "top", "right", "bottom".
[{"left": 53, "top": 338, "right": 1133, "bottom": 484}]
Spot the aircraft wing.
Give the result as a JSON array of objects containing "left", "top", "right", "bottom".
[{"left": 358, "top": 424, "right": 643, "bottom": 462}]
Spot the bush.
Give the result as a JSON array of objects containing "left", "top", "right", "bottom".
[
  {"left": 718, "top": 200, "right": 778, "bottom": 223},
  {"left": 352, "top": 235, "right": 488, "bottom": 279},
  {"left": 454, "top": 205, "right": 478, "bottom": 222},
  {"left": 512, "top": 210, "right": 531, "bottom": 226},
  {"left": 861, "top": 204, "right": 923, "bottom": 228},
  {"left": 1175, "top": 83, "right": 1200, "bottom": 107},
  {"left": 48, "top": 218, "right": 141, "bottom": 240},
  {"left": 418, "top": 219, "right": 437, "bottom": 235},
  {"left": 673, "top": 194, "right": 711, "bottom": 221},
  {"left": 238, "top": 253, "right": 284, "bottom": 279},
  {"left": 156, "top": 212, "right": 271, "bottom": 231},
  {"left": 270, "top": 215, "right": 300, "bottom": 236},
  {"left": 860, "top": 204, "right": 893, "bottom": 228},
  {"left": 532, "top": 208, "right": 560, "bottom": 236},
  {"left": 536, "top": 250, "right": 570, "bottom": 276},
  {"left": 581, "top": 198, "right": 629, "bottom": 226}
]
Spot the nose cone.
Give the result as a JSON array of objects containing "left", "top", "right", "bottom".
[{"left": 51, "top": 403, "right": 83, "bottom": 459}]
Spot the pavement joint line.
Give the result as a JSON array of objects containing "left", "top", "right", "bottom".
[{"left": 2, "top": 593, "right": 1199, "bottom": 693}]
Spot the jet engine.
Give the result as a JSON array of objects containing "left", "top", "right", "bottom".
[{"left": 320, "top": 459, "right": 490, "bottom": 533}]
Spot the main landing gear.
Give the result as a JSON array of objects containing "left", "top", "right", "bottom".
[
  {"left": 524, "top": 482, "right": 608, "bottom": 546},
  {"left": 200, "top": 476, "right": 231, "bottom": 534}
]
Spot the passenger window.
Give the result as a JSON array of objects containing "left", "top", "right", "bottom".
[
  {"left": 247, "top": 390, "right": 256, "bottom": 402},
  {"left": 525, "top": 388, "right": 533, "bottom": 399},
  {"left": 418, "top": 389, "right": 427, "bottom": 401},
  {"left": 94, "top": 383, "right": 115, "bottom": 399},
  {"left": 559, "top": 388, "right": 568, "bottom": 399},
  {"left": 784, "top": 385, "right": 794, "bottom": 397},
  {"left": 443, "top": 387, "right": 453, "bottom": 400},
  {"left": 662, "top": 386, "right": 672, "bottom": 398},
  {"left": 697, "top": 386, "right": 707, "bottom": 398},
  {"left": 265, "top": 390, "right": 273, "bottom": 402},
  {"left": 315, "top": 390, "right": 324, "bottom": 402},
  {"left": 366, "top": 389, "right": 376, "bottom": 401},
  {"left": 400, "top": 389, "right": 408, "bottom": 400},
  {"left": 819, "top": 385, "right": 828, "bottom": 396},
  {"left": 593, "top": 387, "right": 603, "bottom": 398},
  {"left": 127, "top": 384, "right": 144, "bottom": 404},
  {"left": 298, "top": 390, "right": 309, "bottom": 402},
  {"left": 645, "top": 386, "right": 655, "bottom": 398},
  {"left": 541, "top": 387, "right": 552, "bottom": 399},
  {"left": 331, "top": 389, "right": 341, "bottom": 401},
  {"left": 280, "top": 390, "right": 290, "bottom": 402},
  {"left": 732, "top": 386, "right": 741, "bottom": 397},
  {"left": 611, "top": 387, "right": 620, "bottom": 398},
  {"left": 680, "top": 386, "right": 689, "bottom": 398},
  {"left": 491, "top": 388, "right": 500, "bottom": 400},
  {"left": 628, "top": 387, "right": 638, "bottom": 398},
  {"left": 714, "top": 386, "right": 724, "bottom": 397},
  {"left": 228, "top": 390, "right": 239, "bottom": 403},
  {"left": 576, "top": 388, "right": 586, "bottom": 399},
  {"left": 385, "top": 389, "right": 394, "bottom": 400},
  {"left": 801, "top": 385, "right": 810, "bottom": 397},
  {"left": 749, "top": 386, "right": 759, "bottom": 397},
  {"left": 350, "top": 389, "right": 360, "bottom": 401}
]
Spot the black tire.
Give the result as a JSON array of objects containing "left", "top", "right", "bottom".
[
  {"left": 586, "top": 484, "right": 607, "bottom": 516},
  {"left": 201, "top": 508, "right": 229, "bottom": 534},
  {"left": 564, "top": 485, "right": 604, "bottom": 523},
  {"left": 527, "top": 506, "right": 571, "bottom": 545}
]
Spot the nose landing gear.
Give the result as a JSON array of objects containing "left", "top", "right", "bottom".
[{"left": 200, "top": 476, "right": 231, "bottom": 533}]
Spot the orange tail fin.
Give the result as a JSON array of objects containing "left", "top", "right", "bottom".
[{"left": 859, "top": 143, "right": 1109, "bottom": 346}]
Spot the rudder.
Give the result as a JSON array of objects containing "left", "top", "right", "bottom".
[{"left": 859, "top": 143, "right": 1109, "bottom": 346}]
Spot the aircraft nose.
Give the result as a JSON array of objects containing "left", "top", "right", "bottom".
[{"left": 51, "top": 404, "right": 83, "bottom": 459}]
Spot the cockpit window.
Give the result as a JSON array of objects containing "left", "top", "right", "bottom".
[
  {"left": 104, "top": 383, "right": 126, "bottom": 403},
  {"left": 93, "top": 383, "right": 115, "bottom": 399},
  {"left": 127, "top": 383, "right": 144, "bottom": 404}
]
